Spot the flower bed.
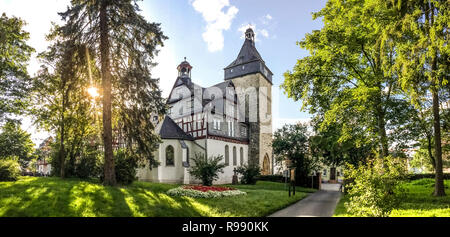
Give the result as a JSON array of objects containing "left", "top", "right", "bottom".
[{"left": 167, "top": 185, "right": 247, "bottom": 198}]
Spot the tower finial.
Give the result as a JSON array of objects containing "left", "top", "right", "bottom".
[
  {"left": 245, "top": 27, "right": 255, "bottom": 44},
  {"left": 177, "top": 58, "right": 192, "bottom": 78}
]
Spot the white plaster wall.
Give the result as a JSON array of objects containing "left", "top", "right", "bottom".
[
  {"left": 136, "top": 138, "right": 248, "bottom": 185},
  {"left": 206, "top": 139, "right": 248, "bottom": 184}
]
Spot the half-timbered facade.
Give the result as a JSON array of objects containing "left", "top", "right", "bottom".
[{"left": 136, "top": 28, "right": 273, "bottom": 184}]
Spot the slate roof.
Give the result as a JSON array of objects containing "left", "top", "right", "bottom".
[
  {"left": 156, "top": 116, "right": 194, "bottom": 141},
  {"left": 224, "top": 38, "right": 265, "bottom": 69}
]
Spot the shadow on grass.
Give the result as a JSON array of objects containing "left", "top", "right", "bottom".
[{"left": 0, "top": 177, "right": 204, "bottom": 217}]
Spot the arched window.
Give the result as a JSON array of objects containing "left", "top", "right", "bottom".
[
  {"left": 262, "top": 153, "right": 270, "bottom": 175},
  {"left": 240, "top": 147, "right": 244, "bottom": 165},
  {"left": 233, "top": 147, "right": 237, "bottom": 166},
  {"left": 166, "top": 145, "right": 174, "bottom": 166},
  {"left": 225, "top": 145, "right": 229, "bottom": 166},
  {"left": 186, "top": 147, "right": 190, "bottom": 164}
]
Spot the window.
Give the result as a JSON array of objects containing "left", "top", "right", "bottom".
[
  {"left": 186, "top": 100, "right": 191, "bottom": 110},
  {"left": 225, "top": 145, "right": 229, "bottom": 166},
  {"left": 186, "top": 147, "right": 190, "bottom": 164},
  {"left": 166, "top": 146, "right": 174, "bottom": 166},
  {"left": 240, "top": 147, "right": 244, "bottom": 165},
  {"left": 153, "top": 116, "right": 158, "bottom": 122},
  {"left": 233, "top": 147, "right": 237, "bottom": 166}
]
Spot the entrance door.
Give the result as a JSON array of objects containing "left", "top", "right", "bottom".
[
  {"left": 262, "top": 154, "right": 270, "bottom": 175},
  {"left": 330, "top": 167, "right": 336, "bottom": 182}
]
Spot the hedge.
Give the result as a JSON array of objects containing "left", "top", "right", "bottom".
[
  {"left": 256, "top": 175, "right": 285, "bottom": 183},
  {"left": 406, "top": 173, "right": 450, "bottom": 180}
]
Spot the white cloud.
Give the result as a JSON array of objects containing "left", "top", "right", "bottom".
[
  {"left": 259, "top": 29, "right": 269, "bottom": 38},
  {"left": 191, "top": 0, "right": 239, "bottom": 52},
  {"left": 266, "top": 14, "right": 273, "bottom": 20}
]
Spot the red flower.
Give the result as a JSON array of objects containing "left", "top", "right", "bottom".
[{"left": 183, "top": 185, "right": 236, "bottom": 192}]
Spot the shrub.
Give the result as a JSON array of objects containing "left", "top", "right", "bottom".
[
  {"left": 75, "top": 148, "right": 102, "bottom": 179},
  {"left": 256, "top": 175, "right": 284, "bottom": 183},
  {"left": 99, "top": 149, "right": 139, "bottom": 185},
  {"left": 189, "top": 154, "right": 226, "bottom": 186},
  {"left": 167, "top": 186, "right": 246, "bottom": 198},
  {"left": 344, "top": 156, "right": 407, "bottom": 217},
  {"left": 0, "top": 158, "right": 21, "bottom": 181},
  {"left": 406, "top": 173, "right": 450, "bottom": 180},
  {"left": 236, "top": 164, "right": 260, "bottom": 185},
  {"left": 113, "top": 149, "right": 139, "bottom": 185}
]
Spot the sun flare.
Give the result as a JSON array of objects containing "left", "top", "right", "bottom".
[{"left": 87, "top": 86, "right": 99, "bottom": 98}]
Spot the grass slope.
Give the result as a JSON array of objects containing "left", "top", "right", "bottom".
[
  {"left": 334, "top": 178, "right": 450, "bottom": 217},
  {"left": 0, "top": 177, "right": 315, "bottom": 217}
]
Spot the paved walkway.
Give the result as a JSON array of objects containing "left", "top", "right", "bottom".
[{"left": 269, "top": 184, "right": 342, "bottom": 217}]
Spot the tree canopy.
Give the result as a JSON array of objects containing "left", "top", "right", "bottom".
[
  {"left": 0, "top": 121, "right": 35, "bottom": 168},
  {"left": 53, "top": 0, "right": 168, "bottom": 185},
  {"left": 0, "top": 13, "right": 35, "bottom": 121}
]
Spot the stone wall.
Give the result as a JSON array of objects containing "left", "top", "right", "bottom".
[{"left": 231, "top": 73, "right": 273, "bottom": 174}]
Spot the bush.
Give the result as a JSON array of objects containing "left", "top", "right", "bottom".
[
  {"left": 75, "top": 149, "right": 102, "bottom": 179},
  {"left": 98, "top": 149, "right": 139, "bottom": 185},
  {"left": 406, "top": 173, "right": 450, "bottom": 180},
  {"left": 0, "top": 158, "right": 21, "bottom": 181},
  {"left": 113, "top": 149, "right": 139, "bottom": 185},
  {"left": 256, "top": 175, "right": 284, "bottom": 183},
  {"left": 236, "top": 164, "right": 260, "bottom": 185},
  {"left": 189, "top": 154, "right": 226, "bottom": 186},
  {"left": 167, "top": 186, "right": 246, "bottom": 198},
  {"left": 344, "top": 156, "right": 407, "bottom": 217}
]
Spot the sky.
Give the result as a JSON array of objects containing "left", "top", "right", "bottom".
[{"left": 0, "top": 0, "right": 326, "bottom": 146}]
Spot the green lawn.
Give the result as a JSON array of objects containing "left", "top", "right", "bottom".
[
  {"left": 334, "top": 178, "right": 450, "bottom": 217},
  {"left": 0, "top": 177, "right": 315, "bottom": 217}
]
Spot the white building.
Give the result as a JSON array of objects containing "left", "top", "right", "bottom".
[{"left": 137, "top": 28, "right": 274, "bottom": 184}]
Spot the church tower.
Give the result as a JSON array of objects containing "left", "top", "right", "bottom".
[{"left": 224, "top": 28, "right": 273, "bottom": 175}]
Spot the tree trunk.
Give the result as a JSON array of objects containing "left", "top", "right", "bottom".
[
  {"left": 428, "top": 3, "right": 445, "bottom": 196},
  {"left": 100, "top": 1, "right": 116, "bottom": 186},
  {"left": 59, "top": 94, "right": 65, "bottom": 178},
  {"left": 376, "top": 90, "right": 389, "bottom": 158},
  {"left": 59, "top": 119, "right": 65, "bottom": 178},
  {"left": 426, "top": 134, "right": 436, "bottom": 170},
  {"left": 432, "top": 81, "right": 445, "bottom": 196}
]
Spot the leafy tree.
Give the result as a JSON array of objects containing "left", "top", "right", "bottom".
[
  {"left": 0, "top": 158, "right": 21, "bottom": 181},
  {"left": 379, "top": 0, "right": 448, "bottom": 196},
  {"left": 57, "top": 0, "right": 167, "bottom": 185},
  {"left": 32, "top": 38, "right": 99, "bottom": 178},
  {"left": 272, "top": 123, "right": 319, "bottom": 186},
  {"left": 310, "top": 118, "right": 375, "bottom": 168},
  {"left": 0, "top": 121, "right": 35, "bottom": 168},
  {"left": 0, "top": 13, "right": 35, "bottom": 121},
  {"left": 345, "top": 156, "right": 407, "bottom": 217},
  {"left": 282, "top": 0, "right": 411, "bottom": 159},
  {"left": 189, "top": 153, "right": 227, "bottom": 186},
  {"left": 410, "top": 148, "right": 435, "bottom": 173}
]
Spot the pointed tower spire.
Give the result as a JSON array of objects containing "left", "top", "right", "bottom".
[{"left": 223, "top": 27, "right": 272, "bottom": 83}]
